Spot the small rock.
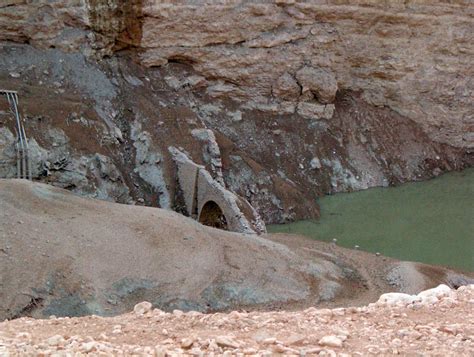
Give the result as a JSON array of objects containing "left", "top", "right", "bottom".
[
  {"left": 318, "top": 335, "right": 343, "bottom": 348},
  {"left": 391, "top": 338, "right": 402, "bottom": 347},
  {"left": 16, "top": 332, "right": 31, "bottom": 340},
  {"left": 155, "top": 346, "right": 167, "bottom": 357},
  {"left": 173, "top": 309, "right": 184, "bottom": 317},
  {"left": 215, "top": 336, "right": 240, "bottom": 349},
  {"left": 377, "top": 293, "right": 420, "bottom": 306},
  {"left": 304, "top": 347, "right": 323, "bottom": 354},
  {"left": 310, "top": 157, "right": 322, "bottom": 169},
  {"left": 285, "top": 333, "right": 305, "bottom": 346},
  {"left": 133, "top": 301, "right": 153, "bottom": 315},
  {"left": 181, "top": 338, "right": 194, "bottom": 349},
  {"left": 262, "top": 337, "right": 277, "bottom": 345},
  {"left": 47, "top": 335, "right": 65, "bottom": 346},
  {"left": 418, "top": 284, "right": 452, "bottom": 303},
  {"left": 81, "top": 341, "right": 96, "bottom": 353}
]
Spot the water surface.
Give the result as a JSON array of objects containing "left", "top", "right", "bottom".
[{"left": 268, "top": 169, "right": 474, "bottom": 272}]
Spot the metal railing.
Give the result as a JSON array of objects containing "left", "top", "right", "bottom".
[{"left": 1, "top": 90, "right": 32, "bottom": 180}]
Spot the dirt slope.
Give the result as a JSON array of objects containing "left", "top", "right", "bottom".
[{"left": 0, "top": 179, "right": 472, "bottom": 320}]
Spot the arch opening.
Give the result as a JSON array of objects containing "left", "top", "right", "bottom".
[{"left": 198, "top": 200, "right": 228, "bottom": 230}]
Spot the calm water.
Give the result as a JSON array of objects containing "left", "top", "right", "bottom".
[{"left": 268, "top": 169, "right": 474, "bottom": 272}]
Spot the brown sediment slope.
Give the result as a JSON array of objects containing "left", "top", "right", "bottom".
[{"left": 1, "top": 179, "right": 472, "bottom": 320}]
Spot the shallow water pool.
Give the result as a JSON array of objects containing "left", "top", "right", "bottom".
[{"left": 268, "top": 169, "right": 474, "bottom": 272}]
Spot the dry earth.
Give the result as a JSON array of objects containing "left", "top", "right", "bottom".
[
  {"left": 1, "top": 179, "right": 473, "bottom": 321},
  {"left": 0, "top": 285, "right": 473, "bottom": 356}
]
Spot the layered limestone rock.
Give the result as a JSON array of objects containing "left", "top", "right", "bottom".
[
  {"left": 1, "top": 1, "right": 472, "bottom": 148},
  {"left": 138, "top": 1, "right": 474, "bottom": 149}
]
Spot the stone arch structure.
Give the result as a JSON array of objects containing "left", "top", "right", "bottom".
[
  {"left": 169, "top": 147, "right": 266, "bottom": 234},
  {"left": 198, "top": 200, "right": 228, "bottom": 230}
]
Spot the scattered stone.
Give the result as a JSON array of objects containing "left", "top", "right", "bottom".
[
  {"left": 377, "top": 293, "right": 420, "bottom": 306},
  {"left": 215, "top": 336, "right": 240, "bottom": 349},
  {"left": 310, "top": 157, "right": 322, "bottom": 169},
  {"left": 173, "top": 309, "right": 184, "bottom": 317},
  {"left": 133, "top": 301, "right": 153, "bottom": 315},
  {"left": 262, "top": 337, "right": 277, "bottom": 345},
  {"left": 81, "top": 341, "right": 96, "bottom": 353},
  {"left": 318, "top": 335, "right": 343, "bottom": 348},
  {"left": 0, "top": 284, "right": 473, "bottom": 355},
  {"left": 418, "top": 284, "right": 452, "bottom": 302},
  {"left": 180, "top": 337, "right": 194, "bottom": 349},
  {"left": 47, "top": 335, "right": 65, "bottom": 346}
]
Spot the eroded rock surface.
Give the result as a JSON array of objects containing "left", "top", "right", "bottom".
[{"left": 0, "top": 1, "right": 473, "bottom": 224}]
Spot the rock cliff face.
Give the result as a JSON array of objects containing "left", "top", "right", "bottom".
[{"left": 0, "top": 1, "right": 472, "bottom": 223}]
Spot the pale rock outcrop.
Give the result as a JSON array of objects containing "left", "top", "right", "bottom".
[
  {"left": 377, "top": 284, "right": 457, "bottom": 306},
  {"left": 295, "top": 66, "right": 338, "bottom": 104},
  {"left": 417, "top": 284, "right": 454, "bottom": 302},
  {"left": 377, "top": 292, "right": 421, "bottom": 306},
  {"left": 0, "top": 127, "right": 131, "bottom": 203},
  {"left": 137, "top": 2, "right": 474, "bottom": 149},
  {"left": 131, "top": 121, "right": 170, "bottom": 208}
]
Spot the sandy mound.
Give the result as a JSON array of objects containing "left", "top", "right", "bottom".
[
  {"left": 0, "top": 179, "right": 472, "bottom": 320},
  {"left": 1, "top": 285, "right": 473, "bottom": 356}
]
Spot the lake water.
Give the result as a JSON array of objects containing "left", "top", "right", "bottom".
[{"left": 268, "top": 169, "right": 474, "bottom": 272}]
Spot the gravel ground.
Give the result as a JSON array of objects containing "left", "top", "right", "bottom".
[{"left": 1, "top": 285, "right": 473, "bottom": 356}]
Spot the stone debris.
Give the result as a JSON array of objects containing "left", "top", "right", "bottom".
[
  {"left": 318, "top": 335, "right": 343, "bottom": 348},
  {"left": 377, "top": 284, "right": 455, "bottom": 306},
  {"left": 133, "top": 301, "right": 153, "bottom": 315},
  {"left": 0, "top": 285, "right": 473, "bottom": 356}
]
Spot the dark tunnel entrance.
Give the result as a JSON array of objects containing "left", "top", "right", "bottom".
[{"left": 198, "top": 201, "right": 228, "bottom": 230}]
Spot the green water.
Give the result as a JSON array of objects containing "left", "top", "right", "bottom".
[{"left": 268, "top": 169, "right": 474, "bottom": 272}]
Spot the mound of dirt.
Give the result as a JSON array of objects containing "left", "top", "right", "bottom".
[
  {"left": 0, "top": 179, "right": 472, "bottom": 320},
  {"left": 1, "top": 285, "right": 473, "bottom": 356}
]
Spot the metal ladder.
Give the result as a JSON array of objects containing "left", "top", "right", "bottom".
[{"left": 1, "top": 89, "right": 32, "bottom": 180}]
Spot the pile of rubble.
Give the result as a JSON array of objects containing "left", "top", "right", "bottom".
[{"left": 1, "top": 284, "right": 473, "bottom": 356}]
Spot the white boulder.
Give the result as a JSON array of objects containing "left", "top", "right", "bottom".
[{"left": 377, "top": 293, "right": 420, "bottom": 306}]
